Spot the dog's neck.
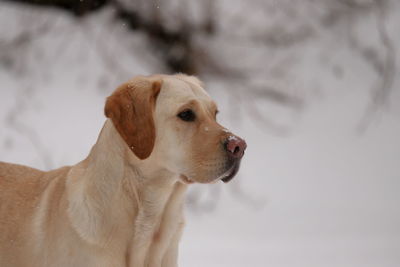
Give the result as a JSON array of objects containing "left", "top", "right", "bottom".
[
  {"left": 67, "top": 119, "right": 186, "bottom": 246},
  {"left": 89, "top": 119, "right": 178, "bottom": 189}
]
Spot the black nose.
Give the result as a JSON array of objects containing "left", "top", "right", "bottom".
[{"left": 224, "top": 135, "right": 247, "bottom": 159}]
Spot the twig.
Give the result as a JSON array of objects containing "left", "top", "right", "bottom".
[
  {"left": 358, "top": 1, "right": 396, "bottom": 132},
  {"left": 5, "top": 87, "right": 54, "bottom": 170}
]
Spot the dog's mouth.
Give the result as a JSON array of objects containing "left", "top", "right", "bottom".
[
  {"left": 179, "top": 160, "right": 241, "bottom": 184},
  {"left": 219, "top": 160, "right": 241, "bottom": 183}
]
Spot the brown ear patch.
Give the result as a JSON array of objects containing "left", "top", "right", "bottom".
[{"left": 105, "top": 78, "right": 162, "bottom": 159}]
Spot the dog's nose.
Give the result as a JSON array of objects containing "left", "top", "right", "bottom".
[{"left": 224, "top": 135, "right": 247, "bottom": 159}]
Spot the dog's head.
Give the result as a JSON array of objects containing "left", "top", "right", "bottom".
[{"left": 105, "top": 74, "right": 246, "bottom": 184}]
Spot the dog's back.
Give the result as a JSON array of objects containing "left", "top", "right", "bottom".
[
  {"left": 0, "top": 162, "right": 72, "bottom": 266},
  {"left": 0, "top": 162, "right": 45, "bottom": 231}
]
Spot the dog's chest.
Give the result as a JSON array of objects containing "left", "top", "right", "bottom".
[{"left": 128, "top": 182, "right": 186, "bottom": 267}]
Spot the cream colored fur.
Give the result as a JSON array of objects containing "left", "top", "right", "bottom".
[{"left": 0, "top": 74, "right": 242, "bottom": 267}]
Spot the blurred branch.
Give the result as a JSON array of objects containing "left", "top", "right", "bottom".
[
  {"left": 186, "top": 185, "right": 221, "bottom": 213},
  {"left": 358, "top": 0, "right": 396, "bottom": 132},
  {"left": 80, "top": 22, "right": 132, "bottom": 83},
  {"left": 112, "top": 0, "right": 215, "bottom": 74},
  {"left": 203, "top": 0, "right": 216, "bottom": 34},
  {"left": 8, "top": 0, "right": 108, "bottom": 16},
  {"left": 207, "top": 74, "right": 304, "bottom": 135},
  {"left": 227, "top": 175, "right": 266, "bottom": 210},
  {"left": 252, "top": 85, "right": 304, "bottom": 109},
  {"left": 186, "top": 177, "right": 265, "bottom": 213},
  {"left": 5, "top": 87, "right": 54, "bottom": 170},
  {"left": 0, "top": 19, "right": 53, "bottom": 74}
]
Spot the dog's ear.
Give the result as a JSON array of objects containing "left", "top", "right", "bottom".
[{"left": 105, "top": 78, "right": 162, "bottom": 159}]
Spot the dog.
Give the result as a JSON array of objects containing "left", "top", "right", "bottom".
[{"left": 0, "top": 74, "right": 246, "bottom": 267}]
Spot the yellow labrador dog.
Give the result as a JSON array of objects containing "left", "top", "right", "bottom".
[{"left": 0, "top": 74, "right": 246, "bottom": 267}]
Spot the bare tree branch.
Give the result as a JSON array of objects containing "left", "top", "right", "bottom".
[
  {"left": 358, "top": 0, "right": 396, "bottom": 132},
  {"left": 5, "top": 86, "right": 54, "bottom": 170}
]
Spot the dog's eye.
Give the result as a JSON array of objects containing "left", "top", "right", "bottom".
[{"left": 177, "top": 109, "right": 196, "bottom": 122}]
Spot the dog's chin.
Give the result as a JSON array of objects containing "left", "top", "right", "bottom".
[
  {"left": 180, "top": 161, "right": 241, "bottom": 185},
  {"left": 218, "top": 160, "right": 241, "bottom": 183}
]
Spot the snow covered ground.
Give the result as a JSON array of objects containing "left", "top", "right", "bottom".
[{"left": 1, "top": 1, "right": 400, "bottom": 267}]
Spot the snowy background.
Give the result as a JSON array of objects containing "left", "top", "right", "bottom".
[{"left": 1, "top": 0, "right": 400, "bottom": 266}]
